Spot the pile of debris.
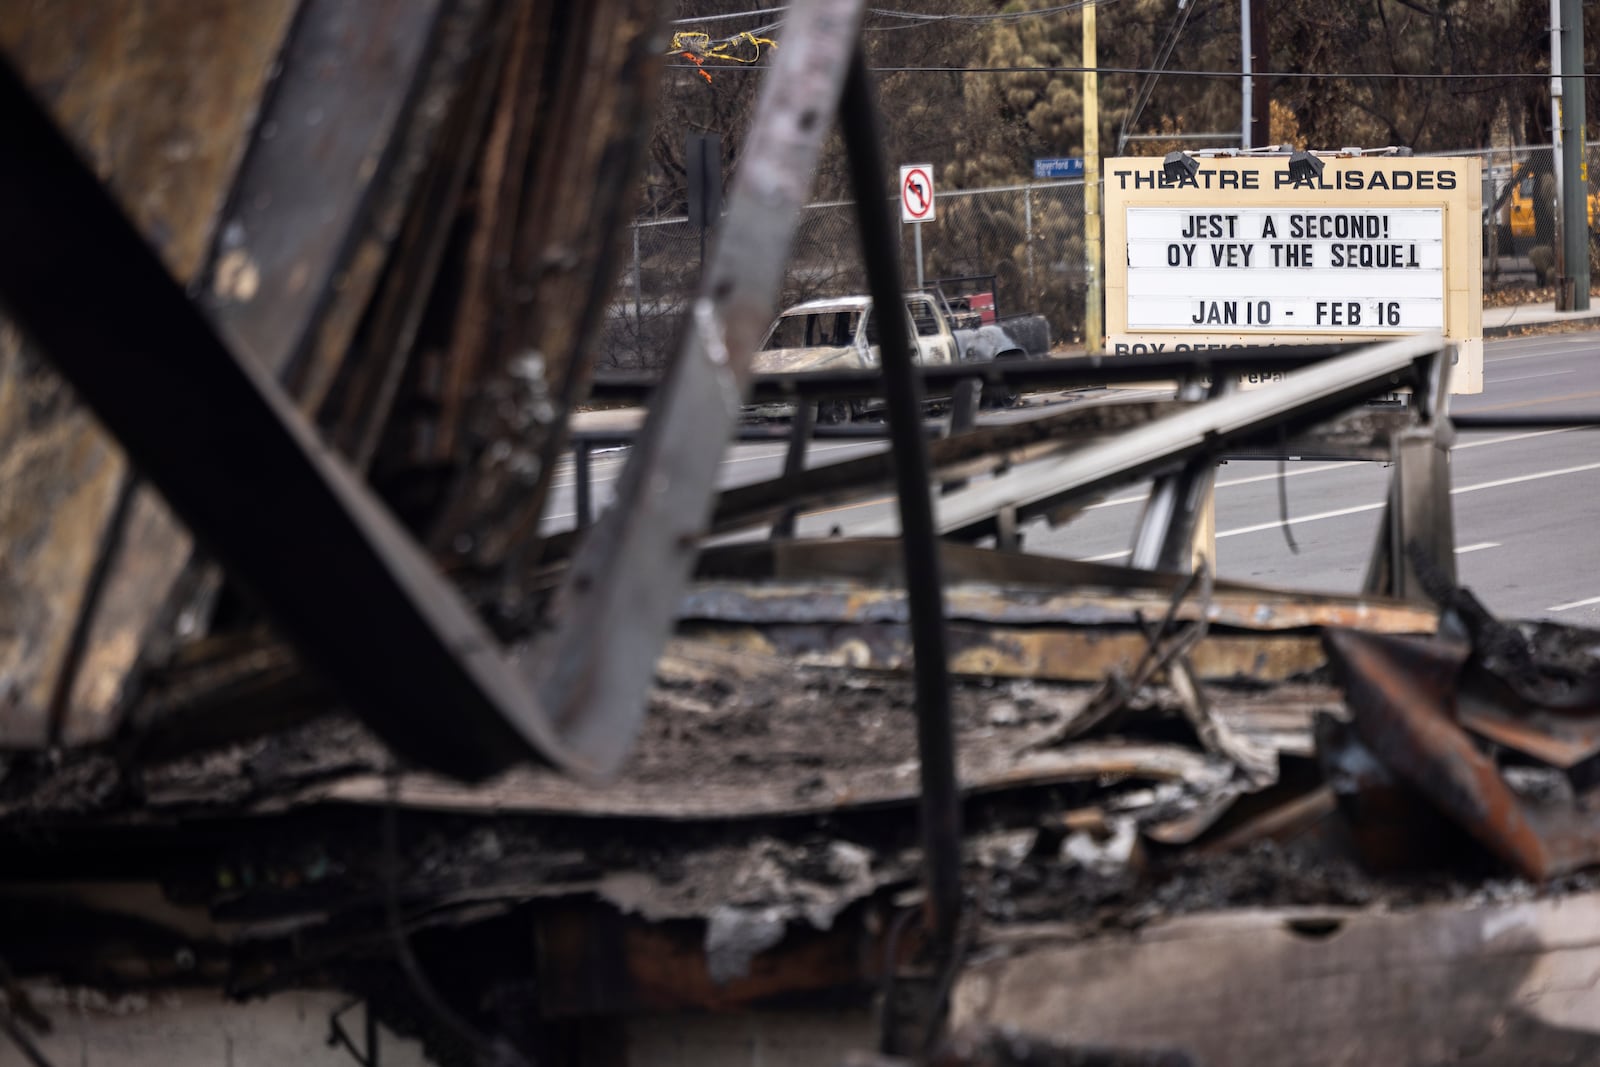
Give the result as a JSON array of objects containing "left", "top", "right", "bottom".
[{"left": 7, "top": 2, "right": 1600, "bottom": 1066}]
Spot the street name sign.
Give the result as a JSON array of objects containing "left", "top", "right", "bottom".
[{"left": 1034, "top": 157, "right": 1085, "bottom": 180}]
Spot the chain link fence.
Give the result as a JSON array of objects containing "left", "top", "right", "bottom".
[
  {"left": 1421, "top": 142, "right": 1600, "bottom": 293},
  {"left": 603, "top": 145, "right": 1597, "bottom": 371}
]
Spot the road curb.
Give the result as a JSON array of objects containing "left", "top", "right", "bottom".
[{"left": 1483, "top": 313, "right": 1600, "bottom": 338}]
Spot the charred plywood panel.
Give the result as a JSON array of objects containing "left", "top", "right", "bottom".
[
  {"left": 0, "top": 0, "right": 297, "bottom": 283},
  {"left": 0, "top": 1, "right": 296, "bottom": 745},
  {"left": 429, "top": 0, "right": 665, "bottom": 568},
  {"left": 954, "top": 895, "right": 1600, "bottom": 1066}
]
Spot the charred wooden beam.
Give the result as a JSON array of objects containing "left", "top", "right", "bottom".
[{"left": 0, "top": 55, "right": 564, "bottom": 780}]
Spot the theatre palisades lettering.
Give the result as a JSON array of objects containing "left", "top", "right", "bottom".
[{"left": 1104, "top": 156, "right": 1483, "bottom": 394}]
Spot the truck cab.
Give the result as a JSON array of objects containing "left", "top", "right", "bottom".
[{"left": 752, "top": 293, "right": 957, "bottom": 375}]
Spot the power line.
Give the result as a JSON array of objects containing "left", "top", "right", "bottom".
[
  {"left": 1120, "top": 0, "right": 1204, "bottom": 150},
  {"left": 667, "top": 62, "right": 1568, "bottom": 81},
  {"left": 672, "top": 1, "right": 1116, "bottom": 29},
  {"left": 865, "top": 1, "right": 1116, "bottom": 23},
  {"left": 670, "top": 5, "right": 785, "bottom": 25}
]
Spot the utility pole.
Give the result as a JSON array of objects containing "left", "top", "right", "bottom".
[
  {"left": 1084, "top": 1, "right": 1102, "bottom": 353},
  {"left": 1250, "top": 0, "right": 1269, "bottom": 146},
  {"left": 1551, "top": 0, "right": 1564, "bottom": 303},
  {"left": 1559, "top": 0, "right": 1589, "bottom": 309},
  {"left": 1241, "top": 0, "right": 1252, "bottom": 148}
]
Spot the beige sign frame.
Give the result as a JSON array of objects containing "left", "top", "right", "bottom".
[{"left": 1105, "top": 155, "right": 1483, "bottom": 394}]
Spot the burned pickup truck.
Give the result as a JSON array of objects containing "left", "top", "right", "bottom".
[{"left": 749, "top": 290, "right": 1050, "bottom": 418}]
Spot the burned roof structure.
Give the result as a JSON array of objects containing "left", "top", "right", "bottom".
[{"left": 6, "top": 2, "right": 1600, "bottom": 1065}]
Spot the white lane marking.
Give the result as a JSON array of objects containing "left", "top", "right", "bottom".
[
  {"left": 1082, "top": 428, "right": 1576, "bottom": 512},
  {"left": 1095, "top": 537, "right": 1494, "bottom": 565},
  {"left": 1451, "top": 459, "right": 1600, "bottom": 496},
  {"left": 1086, "top": 462, "right": 1363, "bottom": 511},
  {"left": 1079, "top": 459, "right": 1600, "bottom": 555},
  {"left": 1486, "top": 370, "right": 1575, "bottom": 385},
  {"left": 1454, "top": 427, "right": 1577, "bottom": 449},
  {"left": 1483, "top": 347, "right": 1596, "bottom": 364},
  {"left": 1549, "top": 594, "right": 1600, "bottom": 613},
  {"left": 1216, "top": 500, "right": 1386, "bottom": 539}
]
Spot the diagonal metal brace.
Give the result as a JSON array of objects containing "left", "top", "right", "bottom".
[
  {"left": 0, "top": 56, "right": 562, "bottom": 782},
  {"left": 524, "top": 0, "right": 868, "bottom": 780}
]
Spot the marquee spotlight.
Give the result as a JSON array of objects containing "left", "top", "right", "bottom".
[
  {"left": 1162, "top": 151, "right": 1199, "bottom": 182},
  {"left": 1286, "top": 150, "right": 1325, "bottom": 184}
]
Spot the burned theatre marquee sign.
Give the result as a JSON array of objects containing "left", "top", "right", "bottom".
[{"left": 1105, "top": 155, "right": 1483, "bottom": 394}]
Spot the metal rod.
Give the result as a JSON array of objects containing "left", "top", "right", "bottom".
[
  {"left": 941, "top": 377, "right": 982, "bottom": 494},
  {"left": 568, "top": 421, "right": 937, "bottom": 448},
  {"left": 587, "top": 343, "right": 1380, "bottom": 405},
  {"left": 574, "top": 441, "right": 594, "bottom": 529},
  {"left": 840, "top": 42, "right": 962, "bottom": 950},
  {"left": 773, "top": 401, "right": 817, "bottom": 537},
  {"left": 1241, "top": 0, "right": 1253, "bottom": 150}
]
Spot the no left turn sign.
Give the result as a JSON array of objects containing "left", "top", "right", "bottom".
[{"left": 900, "top": 164, "right": 935, "bottom": 223}]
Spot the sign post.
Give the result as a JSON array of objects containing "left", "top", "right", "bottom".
[{"left": 900, "top": 163, "right": 935, "bottom": 290}]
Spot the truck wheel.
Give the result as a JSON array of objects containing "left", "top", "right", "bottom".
[
  {"left": 818, "top": 399, "right": 852, "bottom": 424},
  {"left": 981, "top": 350, "right": 1025, "bottom": 408}
]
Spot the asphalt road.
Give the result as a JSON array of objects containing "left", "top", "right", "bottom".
[{"left": 546, "top": 330, "right": 1600, "bottom": 622}]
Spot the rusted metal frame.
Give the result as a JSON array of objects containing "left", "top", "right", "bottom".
[
  {"left": 43, "top": 475, "right": 140, "bottom": 747},
  {"left": 0, "top": 55, "right": 566, "bottom": 781},
  {"left": 570, "top": 422, "right": 924, "bottom": 448},
  {"left": 773, "top": 401, "right": 818, "bottom": 538},
  {"left": 426, "top": 1, "right": 540, "bottom": 470},
  {"left": 1364, "top": 346, "right": 1456, "bottom": 600},
  {"left": 701, "top": 400, "right": 1187, "bottom": 541},
  {"left": 135, "top": 0, "right": 500, "bottom": 695},
  {"left": 1128, "top": 377, "right": 1220, "bottom": 574},
  {"left": 587, "top": 344, "right": 1364, "bottom": 405},
  {"left": 522, "top": 0, "right": 869, "bottom": 779},
  {"left": 332, "top": 2, "right": 517, "bottom": 470},
  {"left": 573, "top": 442, "right": 595, "bottom": 531},
  {"left": 941, "top": 378, "right": 983, "bottom": 494},
  {"left": 841, "top": 41, "right": 962, "bottom": 952},
  {"left": 1322, "top": 629, "right": 1554, "bottom": 878},
  {"left": 864, "top": 334, "right": 1443, "bottom": 541},
  {"left": 699, "top": 400, "right": 1407, "bottom": 546},
  {"left": 417, "top": 1, "right": 666, "bottom": 580},
  {"left": 195, "top": 0, "right": 453, "bottom": 388},
  {"left": 1040, "top": 567, "right": 1206, "bottom": 747},
  {"left": 1389, "top": 429, "right": 1458, "bottom": 599},
  {"left": 494, "top": 1, "right": 670, "bottom": 575}
]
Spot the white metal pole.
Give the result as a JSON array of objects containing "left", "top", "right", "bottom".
[
  {"left": 914, "top": 220, "right": 925, "bottom": 290},
  {"left": 1552, "top": 0, "right": 1564, "bottom": 285},
  {"left": 1241, "top": 0, "right": 1253, "bottom": 150},
  {"left": 1025, "top": 184, "right": 1035, "bottom": 298}
]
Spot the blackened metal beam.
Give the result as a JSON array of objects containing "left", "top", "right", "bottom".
[
  {"left": 859, "top": 335, "right": 1446, "bottom": 541},
  {"left": 0, "top": 56, "right": 565, "bottom": 782},
  {"left": 841, "top": 44, "right": 962, "bottom": 950},
  {"left": 773, "top": 402, "right": 817, "bottom": 538}
]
